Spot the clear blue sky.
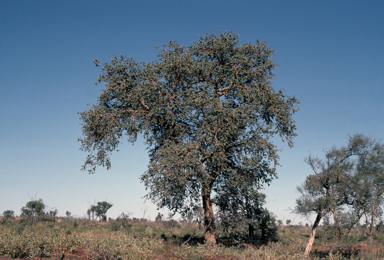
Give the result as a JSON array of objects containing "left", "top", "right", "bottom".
[{"left": 1, "top": 0, "right": 383, "bottom": 223}]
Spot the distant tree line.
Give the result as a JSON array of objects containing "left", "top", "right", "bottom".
[{"left": 1, "top": 199, "right": 113, "bottom": 225}]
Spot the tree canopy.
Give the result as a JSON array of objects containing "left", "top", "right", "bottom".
[{"left": 79, "top": 32, "right": 299, "bottom": 243}]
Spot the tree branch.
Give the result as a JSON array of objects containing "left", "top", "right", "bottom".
[
  {"left": 181, "top": 218, "right": 213, "bottom": 246},
  {"left": 140, "top": 98, "right": 150, "bottom": 110}
]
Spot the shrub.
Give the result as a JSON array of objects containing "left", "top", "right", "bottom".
[
  {"left": 163, "top": 219, "right": 181, "bottom": 229},
  {"left": 109, "top": 212, "right": 132, "bottom": 231},
  {"left": 3, "top": 210, "right": 14, "bottom": 219}
]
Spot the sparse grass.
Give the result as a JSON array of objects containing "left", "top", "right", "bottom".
[{"left": 2, "top": 219, "right": 384, "bottom": 259}]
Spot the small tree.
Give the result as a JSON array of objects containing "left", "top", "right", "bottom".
[
  {"left": 94, "top": 201, "right": 113, "bottom": 221},
  {"left": 376, "top": 220, "right": 384, "bottom": 232},
  {"left": 295, "top": 134, "right": 374, "bottom": 257},
  {"left": 48, "top": 209, "right": 58, "bottom": 221},
  {"left": 356, "top": 141, "right": 384, "bottom": 239},
  {"left": 87, "top": 204, "right": 100, "bottom": 221},
  {"left": 66, "top": 211, "right": 71, "bottom": 218},
  {"left": 155, "top": 212, "right": 163, "bottom": 221},
  {"left": 141, "top": 207, "right": 149, "bottom": 220},
  {"left": 86, "top": 205, "right": 96, "bottom": 221},
  {"left": 319, "top": 136, "right": 384, "bottom": 240},
  {"left": 21, "top": 198, "right": 46, "bottom": 224},
  {"left": 86, "top": 208, "right": 91, "bottom": 220},
  {"left": 3, "top": 210, "right": 14, "bottom": 219},
  {"left": 286, "top": 219, "right": 291, "bottom": 226},
  {"left": 79, "top": 32, "right": 299, "bottom": 243},
  {"left": 217, "top": 185, "right": 278, "bottom": 243},
  {"left": 110, "top": 212, "right": 131, "bottom": 231}
]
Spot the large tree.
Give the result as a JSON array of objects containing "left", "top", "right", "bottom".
[{"left": 79, "top": 32, "right": 299, "bottom": 243}]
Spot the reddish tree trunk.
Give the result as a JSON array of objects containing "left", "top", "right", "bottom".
[{"left": 202, "top": 184, "right": 216, "bottom": 244}]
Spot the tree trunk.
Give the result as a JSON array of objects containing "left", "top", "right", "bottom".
[
  {"left": 202, "top": 184, "right": 216, "bottom": 244},
  {"left": 248, "top": 224, "right": 254, "bottom": 240},
  {"left": 304, "top": 213, "right": 322, "bottom": 258},
  {"left": 261, "top": 223, "right": 266, "bottom": 241},
  {"left": 332, "top": 209, "right": 341, "bottom": 239},
  {"left": 368, "top": 202, "right": 378, "bottom": 240}
]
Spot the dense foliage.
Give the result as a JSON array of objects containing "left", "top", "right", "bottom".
[{"left": 216, "top": 185, "right": 278, "bottom": 243}]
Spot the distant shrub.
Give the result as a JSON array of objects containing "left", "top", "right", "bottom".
[
  {"left": 109, "top": 212, "right": 132, "bottom": 231},
  {"left": 163, "top": 219, "right": 181, "bottom": 229},
  {"left": 155, "top": 212, "right": 163, "bottom": 221},
  {"left": 3, "top": 210, "right": 14, "bottom": 219}
]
